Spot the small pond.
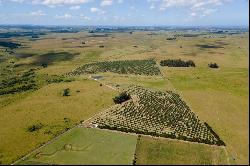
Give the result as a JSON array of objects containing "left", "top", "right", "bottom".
[{"left": 91, "top": 75, "right": 103, "bottom": 80}]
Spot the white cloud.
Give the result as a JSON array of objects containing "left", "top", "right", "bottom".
[
  {"left": 190, "top": 12, "right": 196, "bottom": 16},
  {"left": 201, "top": 8, "right": 218, "bottom": 17},
  {"left": 90, "top": 7, "right": 106, "bottom": 14},
  {"left": 113, "top": 15, "right": 125, "bottom": 22},
  {"left": 90, "top": 7, "right": 100, "bottom": 12},
  {"left": 10, "top": 0, "right": 25, "bottom": 3},
  {"left": 30, "top": 10, "right": 46, "bottom": 16},
  {"left": 69, "top": 5, "right": 81, "bottom": 10},
  {"left": 100, "top": 0, "right": 112, "bottom": 6},
  {"left": 80, "top": 14, "right": 91, "bottom": 20},
  {"left": 150, "top": 4, "right": 155, "bottom": 10},
  {"left": 159, "top": 0, "right": 231, "bottom": 10},
  {"left": 157, "top": 0, "right": 231, "bottom": 17},
  {"left": 31, "top": 0, "right": 91, "bottom": 7},
  {"left": 55, "top": 13, "right": 72, "bottom": 19}
]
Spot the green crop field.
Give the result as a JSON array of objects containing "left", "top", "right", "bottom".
[{"left": 16, "top": 127, "right": 138, "bottom": 165}]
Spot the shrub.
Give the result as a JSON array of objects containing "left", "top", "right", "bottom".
[
  {"left": 208, "top": 63, "right": 219, "bottom": 68},
  {"left": 63, "top": 88, "right": 70, "bottom": 96},
  {"left": 41, "top": 63, "right": 48, "bottom": 68},
  {"left": 27, "top": 123, "right": 43, "bottom": 132},
  {"left": 166, "top": 37, "right": 176, "bottom": 40},
  {"left": 113, "top": 92, "right": 131, "bottom": 104}
]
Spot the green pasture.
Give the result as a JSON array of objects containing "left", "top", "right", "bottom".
[{"left": 16, "top": 127, "right": 137, "bottom": 165}]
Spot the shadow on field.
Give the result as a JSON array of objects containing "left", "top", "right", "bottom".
[
  {"left": 87, "top": 34, "right": 110, "bottom": 38},
  {"left": 15, "top": 52, "right": 79, "bottom": 67},
  {"left": 214, "top": 41, "right": 229, "bottom": 46},
  {"left": 31, "top": 52, "right": 79, "bottom": 65},
  {"left": 196, "top": 44, "right": 224, "bottom": 49},
  {"left": 15, "top": 53, "right": 35, "bottom": 58}
]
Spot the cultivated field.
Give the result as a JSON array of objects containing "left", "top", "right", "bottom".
[
  {"left": 87, "top": 85, "right": 225, "bottom": 146},
  {"left": 68, "top": 59, "right": 161, "bottom": 76}
]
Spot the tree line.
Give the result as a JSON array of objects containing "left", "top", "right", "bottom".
[{"left": 160, "top": 59, "right": 196, "bottom": 67}]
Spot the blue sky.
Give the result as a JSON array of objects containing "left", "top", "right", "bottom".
[{"left": 0, "top": 0, "right": 248, "bottom": 26}]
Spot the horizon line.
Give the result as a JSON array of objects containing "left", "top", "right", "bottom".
[{"left": 0, "top": 24, "right": 249, "bottom": 28}]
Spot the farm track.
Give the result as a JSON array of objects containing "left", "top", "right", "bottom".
[{"left": 88, "top": 75, "right": 118, "bottom": 91}]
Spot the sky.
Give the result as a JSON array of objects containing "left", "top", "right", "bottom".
[{"left": 0, "top": 0, "right": 249, "bottom": 26}]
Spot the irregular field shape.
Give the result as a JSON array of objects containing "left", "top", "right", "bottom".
[
  {"left": 89, "top": 86, "right": 224, "bottom": 145},
  {"left": 16, "top": 127, "right": 137, "bottom": 165},
  {"left": 68, "top": 60, "right": 161, "bottom": 76}
]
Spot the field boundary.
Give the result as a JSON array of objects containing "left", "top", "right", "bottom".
[{"left": 83, "top": 126, "right": 225, "bottom": 148}]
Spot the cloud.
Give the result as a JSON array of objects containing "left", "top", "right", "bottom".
[
  {"left": 100, "top": 0, "right": 112, "bottom": 6},
  {"left": 55, "top": 13, "right": 72, "bottom": 19},
  {"left": 69, "top": 5, "right": 81, "bottom": 10},
  {"left": 90, "top": 7, "right": 106, "bottom": 14},
  {"left": 80, "top": 14, "right": 91, "bottom": 20},
  {"left": 200, "top": 8, "right": 218, "bottom": 17},
  {"left": 159, "top": 0, "right": 231, "bottom": 10},
  {"left": 157, "top": 0, "right": 232, "bottom": 17},
  {"left": 150, "top": 4, "right": 155, "bottom": 10},
  {"left": 190, "top": 12, "right": 196, "bottom": 16},
  {"left": 90, "top": 7, "right": 100, "bottom": 12},
  {"left": 10, "top": 0, "right": 25, "bottom": 3},
  {"left": 31, "top": 0, "right": 92, "bottom": 7},
  {"left": 113, "top": 15, "right": 125, "bottom": 22},
  {"left": 30, "top": 10, "right": 46, "bottom": 16}
]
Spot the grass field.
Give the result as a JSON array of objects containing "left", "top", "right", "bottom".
[
  {"left": 16, "top": 127, "right": 137, "bottom": 165},
  {"left": 161, "top": 66, "right": 249, "bottom": 164},
  {"left": 0, "top": 80, "right": 117, "bottom": 164},
  {"left": 135, "top": 136, "right": 228, "bottom": 165}
]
